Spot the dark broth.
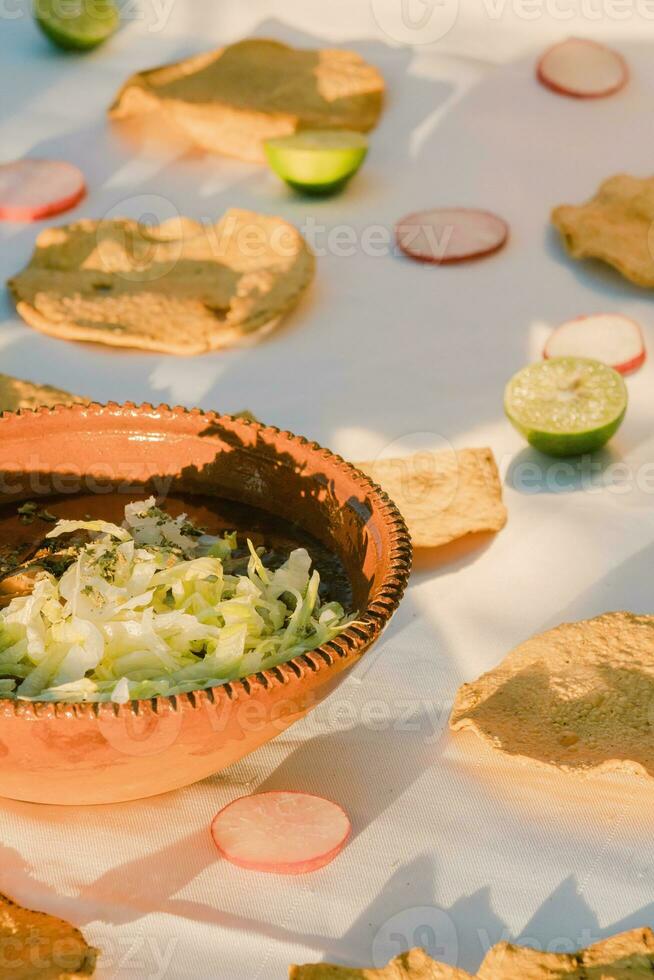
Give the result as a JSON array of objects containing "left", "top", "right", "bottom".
[{"left": 0, "top": 491, "right": 353, "bottom": 609}]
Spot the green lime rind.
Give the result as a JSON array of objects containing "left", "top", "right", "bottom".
[
  {"left": 283, "top": 176, "right": 353, "bottom": 196},
  {"left": 511, "top": 414, "right": 626, "bottom": 457},
  {"left": 264, "top": 129, "right": 368, "bottom": 196},
  {"left": 34, "top": 0, "right": 119, "bottom": 50},
  {"left": 504, "top": 356, "right": 627, "bottom": 457}
]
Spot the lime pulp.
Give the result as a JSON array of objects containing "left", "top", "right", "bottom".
[
  {"left": 264, "top": 130, "right": 368, "bottom": 195},
  {"left": 34, "top": 0, "right": 119, "bottom": 50},
  {"left": 504, "top": 357, "right": 627, "bottom": 457}
]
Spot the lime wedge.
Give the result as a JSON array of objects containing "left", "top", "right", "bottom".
[
  {"left": 264, "top": 130, "right": 368, "bottom": 195},
  {"left": 504, "top": 357, "right": 627, "bottom": 456},
  {"left": 34, "top": 0, "right": 119, "bottom": 50}
]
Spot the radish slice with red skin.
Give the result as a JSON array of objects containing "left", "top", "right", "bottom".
[
  {"left": 210, "top": 791, "right": 351, "bottom": 875},
  {"left": 544, "top": 314, "right": 646, "bottom": 375},
  {"left": 0, "top": 159, "right": 86, "bottom": 222},
  {"left": 395, "top": 208, "right": 508, "bottom": 265},
  {"left": 537, "top": 38, "right": 628, "bottom": 98}
]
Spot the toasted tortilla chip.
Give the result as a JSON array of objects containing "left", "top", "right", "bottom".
[
  {"left": 477, "top": 927, "right": 654, "bottom": 978},
  {"left": 552, "top": 174, "right": 654, "bottom": 287},
  {"left": 0, "top": 374, "right": 85, "bottom": 414},
  {"left": 110, "top": 38, "right": 384, "bottom": 163},
  {"left": 356, "top": 448, "right": 507, "bottom": 549},
  {"left": 290, "top": 948, "right": 471, "bottom": 979},
  {"left": 450, "top": 612, "right": 654, "bottom": 777},
  {"left": 0, "top": 891, "right": 98, "bottom": 978},
  {"left": 232, "top": 409, "right": 259, "bottom": 422},
  {"left": 8, "top": 209, "right": 314, "bottom": 355},
  {"left": 291, "top": 930, "right": 654, "bottom": 979}
]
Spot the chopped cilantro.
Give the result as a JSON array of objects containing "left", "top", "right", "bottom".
[
  {"left": 40, "top": 554, "right": 76, "bottom": 578},
  {"left": 18, "top": 502, "right": 37, "bottom": 525},
  {"left": 17, "top": 502, "right": 59, "bottom": 525}
]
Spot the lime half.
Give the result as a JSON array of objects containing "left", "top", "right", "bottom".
[
  {"left": 264, "top": 130, "right": 368, "bottom": 195},
  {"left": 35, "top": 0, "right": 119, "bottom": 50},
  {"left": 504, "top": 357, "right": 627, "bottom": 457}
]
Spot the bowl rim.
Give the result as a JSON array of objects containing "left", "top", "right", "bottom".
[{"left": 0, "top": 401, "right": 412, "bottom": 718}]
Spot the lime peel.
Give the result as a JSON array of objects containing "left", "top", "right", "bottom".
[
  {"left": 34, "top": 0, "right": 119, "bottom": 51},
  {"left": 504, "top": 356, "right": 627, "bottom": 456},
  {"left": 264, "top": 129, "right": 368, "bottom": 195}
]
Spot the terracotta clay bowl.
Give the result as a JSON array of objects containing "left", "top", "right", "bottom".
[{"left": 0, "top": 403, "right": 411, "bottom": 804}]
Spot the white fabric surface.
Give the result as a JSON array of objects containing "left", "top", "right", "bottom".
[{"left": 1, "top": 3, "right": 654, "bottom": 978}]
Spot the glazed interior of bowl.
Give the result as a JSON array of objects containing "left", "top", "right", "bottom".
[{"left": 0, "top": 404, "right": 411, "bottom": 803}]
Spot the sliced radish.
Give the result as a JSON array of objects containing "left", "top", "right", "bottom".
[
  {"left": 0, "top": 159, "right": 86, "bottom": 222},
  {"left": 395, "top": 208, "right": 508, "bottom": 265},
  {"left": 544, "top": 314, "right": 646, "bottom": 375},
  {"left": 537, "top": 38, "right": 628, "bottom": 98},
  {"left": 210, "top": 791, "right": 351, "bottom": 875}
]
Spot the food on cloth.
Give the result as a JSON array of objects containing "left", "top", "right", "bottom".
[
  {"left": 0, "top": 890, "right": 98, "bottom": 977},
  {"left": 291, "top": 946, "right": 469, "bottom": 978},
  {"left": 395, "top": 209, "right": 508, "bottom": 264},
  {"left": 537, "top": 37, "right": 628, "bottom": 98},
  {"left": 552, "top": 175, "right": 654, "bottom": 287},
  {"left": 211, "top": 791, "right": 351, "bottom": 874},
  {"left": 0, "top": 498, "right": 351, "bottom": 703},
  {"left": 35, "top": 0, "right": 119, "bottom": 50},
  {"left": 109, "top": 38, "right": 384, "bottom": 163},
  {"left": 504, "top": 357, "right": 627, "bottom": 457},
  {"left": 544, "top": 313, "right": 646, "bottom": 375},
  {"left": 290, "top": 927, "right": 654, "bottom": 977},
  {"left": 264, "top": 130, "right": 368, "bottom": 195},
  {"left": 0, "top": 374, "right": 85, "bottom": 413},
  {"left": 478, "top": 928, "right": 654, "bottom": 978},
  {"left": 356, "top": 448, "right": 507, "bottom": 549},
  {"left": 7, "top": 209, "right": 314, "bottom": 355},
  {"left": 0, "top": 160, "right": 86, "bottom": 222},
  {"left": 450, "top": 612, "right": 654, "bottom": 779}
]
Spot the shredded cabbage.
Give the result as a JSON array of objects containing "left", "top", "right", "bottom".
[{"left": 0, "top": 498, "right": 351, "bottom": 703}]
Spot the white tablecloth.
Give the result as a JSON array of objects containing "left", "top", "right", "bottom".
[{"left": 1, "top": 3, "right": 654, "bottom": 977}]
